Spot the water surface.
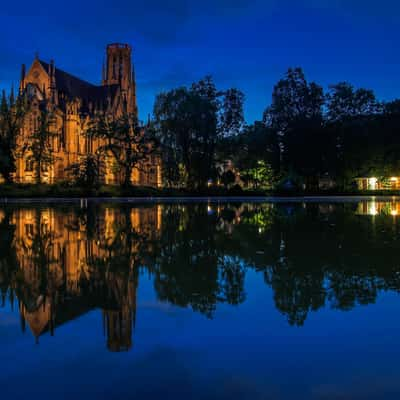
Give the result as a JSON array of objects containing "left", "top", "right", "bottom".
[{"left": 1, "top": 199, "right": 400, "bottom": 399}]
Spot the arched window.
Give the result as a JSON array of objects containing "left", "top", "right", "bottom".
[{"left": 25, "top": 157, "right": 34, "bottom": 172}]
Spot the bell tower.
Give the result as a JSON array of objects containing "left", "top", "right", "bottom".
[
  {"left": 102, "top": 43, "right": 131, "bottom": 89},
  {"left": 102, "top": 43, "right": 137, "bottom": 115}
]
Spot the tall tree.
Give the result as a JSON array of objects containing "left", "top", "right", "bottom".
[
  {"left": 263, "top": 68, "right": 325, "bottom": 188},
  {"left": 154, "top": 76, "right": 244, "bottom": 189},
  {"left": 24, "top": 107, "right": 57, "bottom": 184},
  {"left": 263, "top": 67, "right": 324, "bottom": 133},
  {"left": 87, "top": 113, "right": 158, "bottom": 187},
  {"left": 220, "top": 88, "right": 245, "bottom": 137},
  {"left": 326, "top": 82, "right": 381, "bottom": 122},
  {"left": 0, "top": 88, "right": 26, "bottom": 182}
]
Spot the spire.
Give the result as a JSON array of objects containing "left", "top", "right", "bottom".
[
  {"left": 49, "top": 59, "right": 57, "bottom": 105},
  {"left": 20, "top": 302, "right": 26, "bottom": 333},
  {"left": 1, "top": 90, "right": 7, "bottom": 112},
  {"left": 19, "top": 64, "right": 26, "bottom": 94},
  {"left": 50, "top": 59, "right": 55, "bottom": 78},
  {"left": 10, "top": 84, "right": 15, "bottom": 106}
]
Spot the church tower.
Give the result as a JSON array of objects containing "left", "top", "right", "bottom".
[{"left": 102, "top": 43, "right": 137, "bottom": 115}]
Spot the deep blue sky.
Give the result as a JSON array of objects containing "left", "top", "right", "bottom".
[{"left": 1, "top": 0, "right": 399, "bottom": 122}]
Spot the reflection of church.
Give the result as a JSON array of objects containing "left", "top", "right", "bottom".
[{"left": 10, "top": 205, "right": 161, "bottom": 351}]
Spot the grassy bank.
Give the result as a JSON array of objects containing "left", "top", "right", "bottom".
[
  {"left": 1, "top": 183, "right": 400, "bottom": 198},
  {"left": 0, "top": 183, "right": 266, "bottom": 198}
]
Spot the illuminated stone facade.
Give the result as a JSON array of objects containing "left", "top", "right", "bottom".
[{"left": 15, "top": 43, "right": 161, "bottom": 186}]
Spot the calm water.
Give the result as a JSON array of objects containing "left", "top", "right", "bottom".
[{"left": 1, "top": 199, "right": 400, "bottom": 399}]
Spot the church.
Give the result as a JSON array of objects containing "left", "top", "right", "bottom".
[{"left": 14, "top": 43, "right": 161, "bottom": 186}]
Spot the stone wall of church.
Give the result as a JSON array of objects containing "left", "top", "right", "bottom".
[{"left": 14, "top": 46, "right": 161, "bottom": 187}]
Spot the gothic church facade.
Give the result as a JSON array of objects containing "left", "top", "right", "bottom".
[{"left": 15, "top": 43, "right": 161, "bottom": 186}]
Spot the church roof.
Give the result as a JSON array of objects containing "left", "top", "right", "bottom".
[{"left": 38, "top": 60, "right": 119, "bottom": 111}]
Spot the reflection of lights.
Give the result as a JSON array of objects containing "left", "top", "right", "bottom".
[
  {"left": 370, "top": 203, "right": 378, "bottom": 215},
  {"left": 207, "top": 205, "right": 213, "bottom": 215},
  {"left": 391, "top": 210, "right": 398, "bottom": 216},
  {"left": 369, "top": 177, "right": 377, "bottom": 190},
  {"left": 258, "top": 227, "right": 263, "bottom": 234}
]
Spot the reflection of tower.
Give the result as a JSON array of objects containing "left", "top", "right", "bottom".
[
  {"left": 19, "top": 296, "right": 56, "bottom": 344},
  {"left": 7, "top": 205, "right": 162, "bottom": 349},
  {"left": 102, "top": 273, "right": 138, "bottom": 352},
  {"left": 103, "top": 306, "right": 135, "bottom": 352}
]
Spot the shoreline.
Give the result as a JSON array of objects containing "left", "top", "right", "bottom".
[{"left": 1, "top": 195, "right": 399, "bottom": 204}]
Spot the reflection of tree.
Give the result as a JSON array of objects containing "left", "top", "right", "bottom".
[
  {"left": 0, "top": 208, "right": 18, "bottom": 307},
  {"left": 218, "top": 256, "right": 246, "bottom": 305},
  {"left": 153, "top": 205, "right": 220, "bottom": 317},
  {"left": 14, "top": 209, "right": 60, "bottom": 311},
  {"left": 2, "top": 200, "right": 400, "bottom": 334},
  {"left": 233, "top": 202, "right": 400, "bottom": 325},
  {"left": 0, "top": 205, "right": 148, "bottom": 350}
]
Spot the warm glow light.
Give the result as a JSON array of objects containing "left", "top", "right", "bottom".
[
  {"left": 391, "top": 210, "right": 398, "bottom": 216},
  {"left": 368, "top": 177, "right": 377, "bottom": 190},
  {"left": 369, "top": 203, "right": 378, "bottom": 216},
  {"left": 391, "top": 177, "right": 398, "bottom": 181}
]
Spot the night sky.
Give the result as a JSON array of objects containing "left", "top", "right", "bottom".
[{"left": 1, "top": 0, "right": 399, "bottom": 122}]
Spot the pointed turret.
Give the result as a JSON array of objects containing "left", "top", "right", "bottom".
[
  {"left": 49, "top": 59, "right": 57, "bottom": 105},
  {"left": 19, "top": 64, "right": 26, "bottom": 94}
]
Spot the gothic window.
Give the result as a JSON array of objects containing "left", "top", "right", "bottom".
[
  {"left": 25, "top": 83, "right": 43, "bottom": 100},
  {"left": 25, "top": 157, "right": 34, "bottom": 172},
  {"left": 25, "top": 224, "right": 34, "bottom": 238}
]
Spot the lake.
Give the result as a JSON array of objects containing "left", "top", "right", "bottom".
[{"left": 1, "top": 198, "right": 400, "bottom": 399}]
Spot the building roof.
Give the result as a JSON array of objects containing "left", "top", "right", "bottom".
[{"left": 38, "top": 60, "right": 119, "bottom": 112}]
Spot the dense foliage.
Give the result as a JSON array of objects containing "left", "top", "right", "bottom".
[
  {"left": 1, "top": 67, "right": 399, "bottom": 191},
  {"left": 2, "top": 202, "right": 400, "bottom": 326}
]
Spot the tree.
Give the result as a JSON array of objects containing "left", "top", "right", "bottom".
[
  {"left": 220, "top": 169, "right": 236, "bottom": 188},
  {"left": 220, "top": 88, "right": 245, "bottom": 137},
  {"left": 263, "top": 67, "right": 324, "bottom": 133},
  {"left": 324, "top": 83, "right": 383, "bottom": 188},
  {"left": 262, "top": 68, "right": 325, "bottom": 188},
  {"left": 241, "top": 160, "right": 276, "bottom": 190},
  {"left": 153, "top": 87, "right": 190, "bottom": 188},
  {"left": 87, "top": 113, "right": 158, "bottom": 187},
  {"left": 153, "top": 76, "right": 245, "bottom": 190},
  {"left": 25, "top": 107, "right": 57, "bottom": 184},
  {"left": 384, "top": 99, "right": 400, "bottom": 116},
  {"left": 65, "top": 153, "right": 102, "bottom": 189},
  {"left": 326, "top": 82, "right": 381, "bottom": 122},
  {"left": 0, "top": 88, "right": 26, "bottom": 182}
]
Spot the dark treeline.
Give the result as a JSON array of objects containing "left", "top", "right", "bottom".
[
  {"left": 1, "top": 202, "right": 400, "bottom": 327},
  {"left": 1, "top": 68, "right": 400, "bottom": 191},
  {"left": 153, "top": 68, "right": 400, "bottom": 191}
]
